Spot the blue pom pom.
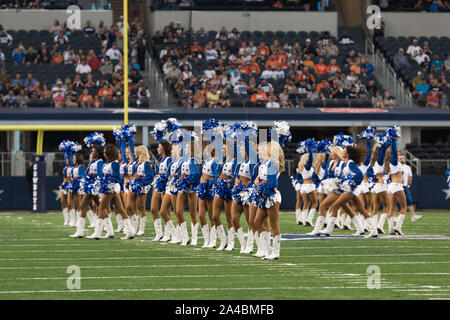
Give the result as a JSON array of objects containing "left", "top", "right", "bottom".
[
  {"left": 153, "top": 174, "right": 168, "bottom": 193},
  {"left": 195, "top": 181, "right": 215, "bottom": 200},
  {"left": 84, "top": 132, "right": 106, "bottom": 148},
  {"left": 358, "top": 126, "right": 376, "bottom": 141},
  {"left": 340, "top": 174, "right": 358, "bottom": 193},
  {"left": 213, "top": 178, "right": 233, "bottom": 200}
]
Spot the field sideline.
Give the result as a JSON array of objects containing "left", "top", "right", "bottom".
[{"left": 0, "top": 211, "right": 449, "bottom": 300}]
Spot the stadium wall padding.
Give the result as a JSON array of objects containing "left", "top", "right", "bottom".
[
  {"left": 1, "top": 176, "right": 449, "bottom": 211},
  {"left": 382, "top": 12, "right": 450, "bottom": 37}
]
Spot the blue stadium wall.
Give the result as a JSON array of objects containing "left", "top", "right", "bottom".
[{"left": 0, "top": 176, "right": 449, "bottom": 211}]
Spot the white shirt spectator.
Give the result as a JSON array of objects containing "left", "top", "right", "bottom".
[
  {"left": 54, "top": 34, "right": 68, "bottom": 45},
  {"left": 0, "top": 50, "right": 5, "bottom": 62},
  {"left": 159, "top": 48, "right": 168, "bottom": 59},
  {"left": 51, "top": 85, "right": 66, "bottom": 98},
  {"left": 0, "top": 32, "right": 13, "bottom": 45},
  {"left": 106, "top": 48, "right": 122, "bottom": 61},
  {"left": 63, "top": 51, "right": 75, "bottom": 64},
  {"left": 204, "top": 69, "right": 216, "bottom": 79},
  {"left": 407, "top": 44, "right": 421, "bottom": 57},
  {"left": 247, "top": 45, "right": 257, "bottom": 56},
  {"left": 230, "top": 74, "right": 241, "bottom": 87},
  {"left": 273, "top": 70, "right": 285, "bottom": 80},
  {"left": 415, "top": 53, "right": 429, "bottom": 65},
  {"left": 182, "top": 71, "right": 192, "bottom": 81},
  {"left": 233, "top": 84, "right": 247, "bottom": 95},
  {"left": 402, "top": 163, "right": 412, "bottom": 187},
  {"left": 76, "top": 63, "right": 92, "bottom": 74},
  {"left": 205, "top": 49, "right": 218, "bottom": 61},
  {"left": 260, "top": 83, "right": 273, "bottom": 93},
  {"left": 228, "top": 54, "right": 237, "bottom": 63},
  {"left": 260, "top": 70, "right": 275, "bottom": 80}
]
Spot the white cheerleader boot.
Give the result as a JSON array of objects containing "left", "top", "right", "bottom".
[
  {"left": 307, "top": 215, "right": 325, "bottom": 236},
  {"left": 343, "top": 215, "right": 353, "bottom": 230},
  {"left": 253, "top": 232, "right": 265, "bottom": 257},
  {"left": 377, "top": 213, "right": 387, "bottom": 234},
  {"left": 295, "top": 209, "right": 301, "bottom": 225},
  {"left": 121, "top": 218, "right": 135, "bottom": 240},
  {"left": 75, "top": 211, "right": 80, "bottom": 227},
  {"left": 352, "top": 216, "right": 365, "bottom": 236},
  {"left": 236, "top": 227, "right": 246, "bottom": 253},
  {"left": 394, "top": 214, "right": 405, "bottom": 235},
  {"left": 324, "top": 210, "right": 331, "bottom": 226},
  {"left": 137, "top": 216, "right": 147, "bottom": 236},
  {"left": 305, "top": 208, "right": 316, "bottom": 226},
  {"left": 160, "top": 220, "right": 173, "bottom": 242},
  {"left": 364, "top": 218, "right": 379, "bottom": 238},
  {"left": 338, "top": 214, "right": 345, "bottom": 230},
  {"left": 225, "top": 227, "right": 235, "bottom": 251},
  {"left": 190, "top": 222, "right": 199, "bottom": 246},
  {"left": 201, "top": 224, "right": 210, "bottom": 248},
  {"left": 69, "top": 217, "right": 85, "bottom": 238},
  {"left": 68, "top": 209, "right": 76, "bottom": 227},
  {"left": 260, "top": 231, "right": 272, "bottom": 259},
  {"left": 300, "top": 210, "right": 308, "bottom": 225},
  {"left": 115, "top": 214, "right": 124, "bottom": 232},
  {"left": 216, "top": 225, "right": 227, "bottom": 251},
  {"left": 388, "top": 216, "right": 396, "bottom": 235},
  {"left": 86, "top": 218, "right": 104, "bottom": 239},
  {"left": 86, "top": 210, "right": 95, "bottom": 228},
  {"left": 206, "top": 226, "right": 217, "bottom": 248},
  {"left": 168, "top": 224, "right": 181, "bottom": 244},
  {"left": 129, "top": 214, "right": 138, "bottom": 233},
  {"left": 363, "top": 216, "right": 370, "bottom": 232},
  {"left": 63, "top": 208, "right": 69, "bottom": 226},
  {"left": 180, "top": 222, "right": 190, "bottom": 246},
  {"left": 265, "top": 234, "right": 281, "bottom": 260},
  {"left": 242, "top": 230, "right": 254, "bottom": 254},
  {"left": 102, "top": 217, "right": 114, "bottom": 238},
  {"left": 320, "top": 217, "right": 336, "bottom": 236},
  {"left": 152, "top": 218, "right": 163, "bottom": 241}
]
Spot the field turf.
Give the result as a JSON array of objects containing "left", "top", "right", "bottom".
[{"left": 0, "top": 211, "right": 449, "bottom": 300}]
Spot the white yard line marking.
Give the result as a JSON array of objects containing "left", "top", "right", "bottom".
[{"left": 15, "top": 274, "right": 271, "bottom": 280}]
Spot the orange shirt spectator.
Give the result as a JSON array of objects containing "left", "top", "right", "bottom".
[
  {"left": 238, "top": 64, "right": 248, "bottom": 74},
  {"left": 314, "top": 63, "right": 327, "bottom": 75},
  {"left": 247, "top": 63, "right": 261, "bottom": 74},
  {"left": 78, "top": 93, "right": 93, "bottom": 104},
  {"left": 297, "top": 72, "right": 316, "bottom": 83},
  {"left": 93, "top": 96, "right": 102, "bottom": 107},
  {"left": 98, "top": 86, "right": 114, "bottom": 98},
  {"left": 350, "top": 63, "right": 362, "bottom": 74},
  {"left": 303, "top": 59, "right": 315, "bottom": 68},
  {"left": 258, "top": 43, "right": 270, "bottom": 56},
  {"left": 274, "top": 53, "right": 288, "bottom": 64},
  {"left": 52, "top": 53, "right": 63, "bottom": 64},
  {"left": 326, "top": 64, "right": 341, "bottom": 74},
  {"left": 316, "top": 81, "right": 327, "bottom": 92},
  {"left": 251, "top": 91, "right": 268, "bottom": 103},
  {"left": 265, "top": 57, "right": 280, "bottom": 69}
]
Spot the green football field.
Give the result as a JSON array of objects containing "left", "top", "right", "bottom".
[{"left": 0, "top": 210, "right": 449, "bottom": 300}]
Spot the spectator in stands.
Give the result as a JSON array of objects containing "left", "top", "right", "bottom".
[
  {"left": 24, "top": 73, "right": 36, "bottom": 90},
  {"left": 75, "top": 58, "right": 92, "bottom": 74},
  {"left": 234, "top": 79, "right": 248, "bottom": 95},
  {"left": 319, "top": 81, "right": 332, "bottom": 99},
  {"left": 81, "top": 20, "right": 95, "bottom": 35},
  {"left": 360, "top": 57, "right": 374, "bottom": 75},
  {"left": 420, "top": 55, "right": 432, "bottom": 73},
  {"left": 51, "top": 49, "right": 63, "bottom": 64},
  {"left": 383, "top": 91, "right": 397, "bottom": 107},
  {"left": 372, "top": 91, "right": 383, "bottom": 108},
  {"left": 3, "top": 89, "right": 17, "bottom": 107},
  {"left": 426, "top": 88, "right": 440, "bottom": 107},
  {"left": 338, "top": 31, "right": 354, "bottom": 45},
  {"left": 316, "top": 40, "right": 327, "bottom": 56},
  {"left": 13, "top": 48, "right": 25, "bottom": 64},
  {"left": 0, "top": 68, "right": 9, "bottom": 85},
  {"left": 54, "top": 31, "right": 69, "bottom": 45},
  {"left": 325, "top": 40, "right": 339, "bottom": 57},
  {"left": 414, "top": 49, "right": 429, "bottom": 65},
  {"left": 423, "top": 41, "right": 433, "bottom": 56},
  {"left": 314, "top": 58, "right": 327, "bottom": 76},
  {"left": 17, "top": 89, "right": 29, "bottom": 108},
  {"left": 429, "top": 0, "right": 444, "bottom": 12},
  {"left": 407, "top": 39, "right": 421, "bottom": 58},
  {"left": 40, "top": 84, "right": 51, "bottom": 99},
  {"left": 431, "top": 54, "right": 444, "bottom": 71},
  {"left": 440, "top": 93, "right": 449, "bottom": 108},
  {"left": 216, "top": 27, "right": 229, "bottom": 41},
  {"left": 302, "top": 39, "right": 316, "bottom": 55},
  {"left": 0, "top": 49, "right": 4, "bottom": 63},
  {"left": 106, "top": 42, "right": 122, "bottom": 61},
  {"left": 50, "top": 19, "right": 61, "bottom": 34},
  {"left": 414, "top": 78, "right": 430, "bottom": 98},
  {"left": 393, "top": 48, "right": 409, "bottom": 68},
  {"left": 0, "top": 29, "right": 13, "bottom": 46},
  {"left": 98, "top": 83, "right": 114, "bottom": 100},
  {"left": 445, "top": 53, "right": 450, "bottom": 71}
]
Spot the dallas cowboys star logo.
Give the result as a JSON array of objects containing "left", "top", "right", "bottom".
[
  {"left": 53, "top": 189, "right": 61, "bottom": 201},
  {"left": 443, "top": 188, "right": 450, "bottom": 201}
]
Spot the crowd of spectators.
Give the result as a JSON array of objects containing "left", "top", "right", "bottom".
[
  {"left": 0, "top": 17, "right": 151, "bottom": 108},
  {"left": 0, "top": 0, "right": 82, "bottom": 10},
  {"left": 152, "top": 23, "right": 393, "bottom": 108}
]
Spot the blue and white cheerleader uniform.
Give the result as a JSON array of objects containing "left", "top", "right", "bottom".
[
  {"left": 196, "top": 157, "right": 219, "bottom": 201},
  {"left": 166, "top": 157, "right": 183, "bottom": 196},
  {"left": 386, "top": 141, "right": 404, "bottom": 194},
  {"left": 59, "top": 166, "right": 71, "bottom": 195},
  {"left": 131, "top": 161, "right": 154, "bottom": 195},
  {"left": 100, "top": 160, "right": 122, "bottom": 194},
  {"left": 339, "top": 159, "right": 364, "bottom": 196},
  {"left": 126, "top": 160, "right": 138, "bottom": 193},
  {"left": 356, "top": 140, "right": 373, "bottom": 195},
  {"left": 232, "top": 159, "right": 257, "bottom": 206},
  {"left": 69, "top": 164, "right": 86, "bottom": 195},
  {"left": 214, "top": 158, "right": 237, "bottom": 201},
  {"left": 119, "top": 161, "right": 128, "bottom": 192},
  {"left": 81, "top": 159, "right": 103, "bottom": 196},
  {"left": 372, "top": 144, "right": 388, "bottom": 194},
  {"left": 300, "top": 152, "right": 318, "bottom": 195},
  {"left": 176, "top": 157, "right": 201, "bottom": 194},
  {"left": 320, "top": 159, "right": 344, "bottom": 195},
  {"left": 254, "top": 160, "right": 281, "bottom": 209},
  {"left": 152, "top": 156, "right": 173, "bottom": 194}
]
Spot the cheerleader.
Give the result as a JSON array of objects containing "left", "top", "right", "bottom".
[
  {"left": 59, "top": 158, "right": 71, "bottom": 226},
  {"left": 320, "top": 144, "right": 378, "bottom": 238},
  {"left": 116, "top": 146, "right": 131, "bottom": 232},
  {"left": 125, "top": 151, "right": 139, "bottom": 232},
  {"left": 210, "top": 139, "right": 237, "bottom": 251},
  {"left": 70, "top": 143, "right": 104, "bottom": 238},
  {"left": 160, "top": 142, "right": 183, "bottom": 243},
  {"left": 384, "top": 127, "right": 407, "bottom": 235},
  {"left": 308, "top": 144, "right": 345, "bottom": 236},
  {"left": 230, "top": 129, "right": 258, "bottom": 253},
  {"left": 298, "top": 142, "right": 319, "bottom": 227},
  {"left": 87, "top": 144, "right": 135, "bottom": 239},
  {"left": 176, "top": 137, "right": 201, "bottom": 246},
  {"left": 67, "top": 152, "right": 85, "bottom": 228},
  {"left": 131, "top": 145, "right": 154, "bottom": 236},
  {"left": 253, "top": 141, "right": 285, "bottom": 260},
  {"left": 290, "top": 155, "right": 303, "bottom": 225},
  {"left": 370, "top": 140, "right": 389, "bottom": 234}
]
